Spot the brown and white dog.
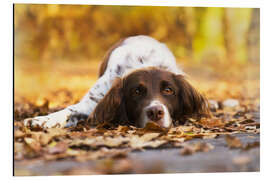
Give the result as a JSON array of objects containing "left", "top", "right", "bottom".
[{"left": 24, "top": 35, "right": 209, "bottom": 129}]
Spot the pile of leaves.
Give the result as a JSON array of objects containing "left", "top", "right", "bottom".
[
  {"left": 14, "top": 96, "right": 259, "bottom": 175},
  {"left": 14, "top": 61, "right": 260, "bottom": 175}
]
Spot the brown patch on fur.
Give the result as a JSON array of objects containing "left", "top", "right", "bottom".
[
  {"left": 89, "top": 96, "right": 99, "bottom": 103},
  {"left": 138, "top": 57, "right": 144, "bottom": 64},
  {"left": 115, "top": 65, "right": 123, "bottom": 75}
]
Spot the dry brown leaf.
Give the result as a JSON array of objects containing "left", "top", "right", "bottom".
[
  {"left": 116, "top": 126, "right": 130, "bottom": 133},
  {"left": 129, "top": 133, "right": 166, "bottom": 149},
  {"left": 28, "top": 129, "right": 67, "bottom": 146},
  {"left": 46, "top": 128, "right": 68, "bottom": 137},
  {"left": 70, "top": 136, "right": 129, "bottom": 149},
  {"left": 194, "top": 142, "right": 214, "bottom": 152},
  {"left": 180, "top": 144, "right": 195, "bottom": 155},
  {"left": 199, "top": 117, "right": 225, "bottom": 128},
  {"left": 141, "top": 121, "right": 169, "bottom": 133},
  {"left": 176, "top": 126, "right": 193, "bottom": 132},
  {"left": 102, "top": 136, "right": 129, "bottom": 147},
  {"left": 225, "top": 135, "right": 243, "bottom": 149},
  {"left": 14, "top": 130, "right": 25, "bottom": 138},
  {"left": 242, "top": 141, "right": 260, "bottom": 151},
  {"left": 180, "top": 142, "right": 214, "bottom": 155},
  {"left": 47, "top": 141, "right": 68, "bottom": 154},
  {"left": 95, "top": 158, "right": 133, "bottom": 174},
  {"left": 24, "top": 137, "right": 41, "bottom": 152}
]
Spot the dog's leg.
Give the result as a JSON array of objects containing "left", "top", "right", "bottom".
[{"left": 24, "top": 75, "right": 112, "bottom": 129}]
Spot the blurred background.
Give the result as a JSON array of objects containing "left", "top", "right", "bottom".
[{"left": 14, "top": 4, "right": 260, "bottom": 108}]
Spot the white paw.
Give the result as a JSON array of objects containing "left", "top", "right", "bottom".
[
  {"left": 24, "top": 110, "right": 71, "bottom": 129},
  {"left": 24, "top": 116, "right": 66, "bottom": 129},
  {"left": 24, "top": 116, "right": 54, "bottom": 129}
]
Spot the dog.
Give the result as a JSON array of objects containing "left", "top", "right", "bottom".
[{"left": 24, "top": 35, "right": 209, "bottom": 129}]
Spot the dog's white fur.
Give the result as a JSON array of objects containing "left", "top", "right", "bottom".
[{"left": 24, "top": 35, "right": 184, "bottom": 129}]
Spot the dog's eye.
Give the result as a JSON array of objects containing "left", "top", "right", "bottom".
[
  {"left": 131, "top": 86, "right": 145, "bottom": 96},
  {"left": 134, "top": 88, "right": 141, "bottom": 94},
  {"left": 162, "top": 87, "right": 174, "bottom": 95}
]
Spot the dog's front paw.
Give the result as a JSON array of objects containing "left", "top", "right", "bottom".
[
  {"left": 24, "top": 116, "right": 66, "bottom": 129},
  {"left": 24, "top": 116, "right": 54, "bottom": 129},
  {"left": 24, "top": 112, "right": 70, "bottom": 129}
]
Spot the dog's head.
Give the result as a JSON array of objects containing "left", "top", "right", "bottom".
[{"left": 90, "top": 68, "right": 210, "bottom": 128}]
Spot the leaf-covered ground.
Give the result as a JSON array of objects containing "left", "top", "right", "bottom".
[{"left": 14, "top": 60, "right": 260, "bottom": 175}]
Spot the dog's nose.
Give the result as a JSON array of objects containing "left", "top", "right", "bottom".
[{"left": 146, "top": 105, "right": 164, "bottom": 121}]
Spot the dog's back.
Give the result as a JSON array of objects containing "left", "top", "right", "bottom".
[{"left": 99, "top": 35, "right": 183, "bottom": 78}]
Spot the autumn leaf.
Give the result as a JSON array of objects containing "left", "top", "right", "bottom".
[
  {"left": 47, "top": 141, "right": 68, "bottom": 154},
  {"left": 129, "top": 133, "right": 166, "bottom": 149},
  {"left": 225, "top": 135, "right": 243, "bottom": 149},
  {"left": 180, "top": 142, "right": 214, "bottom": 155},
  {"left": 242, "top": 141, "right": 260, "bottom": 151},
  {"left": 24, "top": 137, "right": 41, "bottom": 152},
  {"left": 141, "top": 121, "right": 169, "bottom": 134}
]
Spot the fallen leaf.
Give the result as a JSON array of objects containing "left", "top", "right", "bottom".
[
  {"left": 199, "top": 117, "right": 225, "bottom": 128},
  {"left": 242, "top": 141, "right": 260, "bottom": 151},
  {"left": 96, "top": 158, "right": 133, "bottom": 174},
  {"left": 180, "top": 145, "right": 195, "bottom": 155},
  {"left": 47, "top": 141, "right": 68, "bottom": 154},
  {"left": 141, "top": 121, "right": 169, "bottom": 133},
  {"left": 70, "top": 136, "right": 129, "bottom": 149},
  {"left": 129, "top": 133, "right": 166, "bottom": 149},
  {"left": 24, "top": 137, "right": 41, "bottom": 152},
  {"left": 225, "top": 135, "right": 243, "bottom": 149},
  {"left": 116, "top": 126, "right": 130, "bottom": 133},
  {"left": 14, "top": 130, "right": 25, "bottom": 138},
  {"left": 180, "top": 142, "right": 214, "bottom": 155}
]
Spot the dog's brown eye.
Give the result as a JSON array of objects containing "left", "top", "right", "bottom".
[
  {"left": 163, "top": 87, "right": 174, "bottom": 95},
  {"left": 131, "top": 86, "right": 145, "bottom": 96}
]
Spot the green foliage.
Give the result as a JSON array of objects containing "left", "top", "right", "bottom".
[{"left": 14, "top": 4, "right": 259, "bottom": 64}]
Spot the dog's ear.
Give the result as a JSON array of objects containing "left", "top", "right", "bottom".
[
  {"left": 174, "top": 74, "right": 210, "bottom": 122},
  {"left": 88, "top": 77, "right": 127, "bottom": 127}
]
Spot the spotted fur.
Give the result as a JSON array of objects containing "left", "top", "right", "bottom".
[{"left": 24, "top": 35, "right": 186, "bottom": 129}]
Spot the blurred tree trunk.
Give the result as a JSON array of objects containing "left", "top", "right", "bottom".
[
  {"left": 223, "top": 8, "right": 253, "bottom": 65},
  {"left": 247, "top": 9, "right": 260, "bottom": 63},
  {"left": 223, "top": 8, "right": 235, "bottom": 64},
  {"left": 183, "top": 7, "right": 196, "bottom": 59}
]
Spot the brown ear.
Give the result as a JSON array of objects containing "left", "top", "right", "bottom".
[
  {"left": 174, "top": 75, "right": 210, "bottom": 121},
  {"left": 88, "top": 78, "right": 127, "bottom": 126}
]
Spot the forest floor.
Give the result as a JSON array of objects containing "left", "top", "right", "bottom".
[{"left": 14, "top": 59, "right": 260, "bottom": 175}]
